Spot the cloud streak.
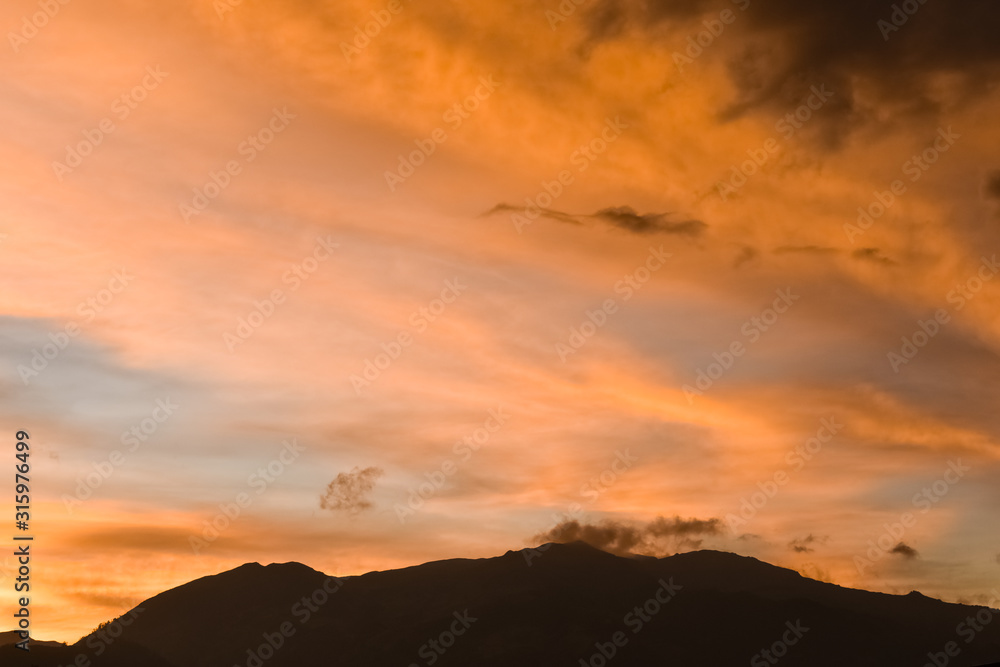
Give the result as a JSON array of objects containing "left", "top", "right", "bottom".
[{"left": 486, "top": 204, "right": 706, "bottom": 236}]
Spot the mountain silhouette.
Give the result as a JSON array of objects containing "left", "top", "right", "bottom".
[
  {"left": 4, "top": 542, "right": 999, "bottom": 666},
  {"left": 0, "top": 632, "right": 66, "bottom": 649}
]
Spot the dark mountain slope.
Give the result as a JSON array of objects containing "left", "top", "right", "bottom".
[{"left": 4, "top": 542, "right": 999, "bottom": 666}]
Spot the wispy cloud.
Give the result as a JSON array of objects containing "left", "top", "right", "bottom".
[{"left": 485, "top": 204, "right": 706, "bottom": 236}]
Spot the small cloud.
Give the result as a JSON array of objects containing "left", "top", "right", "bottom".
[
  {"left": 788, "top": 534, "right": 829, "bottom": 553},
  {"left": 890, "top": 542, "right": 919, "bottom": 559},
  {"left": 319, "top": 466, "right": 384, "bottom": 514},
  {"left": 995, "top": 553, "right": 1000, "bottom": 565},
  {"left": 852, "top": 247, "right": 896, "bottom": 265}
]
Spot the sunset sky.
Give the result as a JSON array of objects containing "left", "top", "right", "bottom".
[{"left": 2, "top": 0, "right": 999, "bottom": 643}]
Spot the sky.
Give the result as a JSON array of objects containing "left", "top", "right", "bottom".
[{"left": 1, "top": 0, "right": 999, "bottom": 643}]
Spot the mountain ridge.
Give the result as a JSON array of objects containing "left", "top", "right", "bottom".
[{"left": 4, "top": 541, "right": 999, "bottom": 666}]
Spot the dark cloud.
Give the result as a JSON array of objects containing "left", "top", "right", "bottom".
[
  {"left": 532, "top": 515, "right": 721, "bottom": 556},
  {"left": 581, "top": 0, "right": 633, "bottom": 43},
  {"left": 535, "top": 519, "right": 644, "bottom": 555},
  {"left": 593, "top": 206, "right": 707, "bottom": 236},
  {"left": 788, "top": 534, "right": 828, "bottom": 553},
  {"left": 647, "top": 515, "right": 723, "bottom": 537},
  {"left": 319, "top": 466, "right": 384, "bottom": 514},
  {"left": 586, "top": 0, "right": 1000, "bottom": 138},
  {"left": 486, "top": 204, "right": 706, "bottom": 236},
  {"left": 733, "top": 245, "right": 758, "bottom": 267},
  {"left": 985, "top": 172, "right": 1000, "bottom": 201},
  {"left": 852, "top": 247, "right": 895, "bottom": 265},
  {"left": 890, "top": 542, "right": 919, "bottom": 559}
]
